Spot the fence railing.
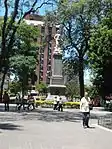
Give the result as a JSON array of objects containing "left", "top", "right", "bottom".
[{"left": 98, "top": 115, "right": 112, "bottom": 129}]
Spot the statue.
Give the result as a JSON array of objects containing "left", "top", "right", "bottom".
[
  {"left": 54, "top": 33, "right": 60, "bottom": 48},
  {"left": 54, "top": 32, "right": 62, "bottom": 55}
]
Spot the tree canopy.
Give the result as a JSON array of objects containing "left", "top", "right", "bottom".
[
  {"left": 9, "top": 21, "right": 40, "bottom": 96},
  {"left": 36, "top": 81, "right": 47, "bottom": 94},
  {"left": 0, "top": 0, "right": 56, "bottom": 98},
  {"left": 88, "top": 8, "right": 112, "bottom": 96},
  {"left": 56, "top": 0, "right": 93, "bottom": 97}
]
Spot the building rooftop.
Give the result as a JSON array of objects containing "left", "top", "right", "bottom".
[
  {"left": 24, "top": 14, "right": 60, "bottom": 28},
  {"left": 24, "top": 19, "right": 44, "bottom": 26}
]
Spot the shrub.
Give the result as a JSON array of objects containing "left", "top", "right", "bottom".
[
  {"left": 35, "top": 100, "right": 80, "bottom": 109},
  {"left": 64, "top": 102, "right": 80, "bottom": 109}
]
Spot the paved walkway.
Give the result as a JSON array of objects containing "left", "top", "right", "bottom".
[{"left": 0, "top": 108, "right": 112, "bottom": 149}]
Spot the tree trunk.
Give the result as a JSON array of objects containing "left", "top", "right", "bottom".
[
  {"left": 21, "top": 73, "right": 28, "bottom": 98},
  {"left": 0, "top": 67, "right": 8, "bottom": 101},
  {"left": 79, "top": 56, "right": 84, "bottom": 98},
  {"left": 22, "top": 80, "right": 25, "bottom": 99}
]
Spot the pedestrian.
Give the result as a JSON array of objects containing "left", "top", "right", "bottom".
[
  {"left": 16, "top": 93, "right": 21, "bottom": 111},
  {"left": 53, "top": 96, "right": 58, "bottom": 110},
  {"left": 3, "top": 91, "right": 10, "bottom": 111},
  {"left": 58, "top": 97, "right": 63, "bottom": 112},
  {"left": 17, "top": 95, "right": 26, "bottom": 111},
  {"left": 80, "top": 92, "right": 90, "bottom": 128},
  {"left": 27, "top": 94, "right": 35, "bottom": 110},
  {"left": 56, "top": 95, "right": 60, "bottom": 106}
]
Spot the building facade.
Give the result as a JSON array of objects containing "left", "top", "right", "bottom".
[{"left": 25, "top": 14, "right": 59, "bottom": 85}]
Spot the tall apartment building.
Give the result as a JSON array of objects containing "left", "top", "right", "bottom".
[{"left": 25, "top": 14, "right": 59, "bottom": 85}]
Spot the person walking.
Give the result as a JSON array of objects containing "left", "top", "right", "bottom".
[
  {"left": 58, "top": 97, "right": 63, "bottom": 112},
  {"left": 53, "top": 96, "right": 58, "bottom": 110},
  {"left": 3, "top": 91, "right": 10, "bottom": 111},
  {"left": 27, "top": 94, "right": 35, "bottom": 110},
  {"left": 80, "top": 92, "right": 90, "bottom": 128}
]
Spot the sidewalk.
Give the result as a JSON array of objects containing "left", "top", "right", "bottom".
[{"left": 0, "top": 109, "right": 112, "bottom": 149}]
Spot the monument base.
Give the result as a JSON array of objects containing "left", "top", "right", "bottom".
[{"left": 46, "top": 84, "right": 67, "bottom": 101}]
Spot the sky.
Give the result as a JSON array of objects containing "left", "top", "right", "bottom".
[
  {"left": 84, "top": 69, "right": 92, "bottom": 86},
  {"left": 0, "top": 8, "right": 4, "bottom": 16},
  {"left": 0, "top": 0, "right": 55, "bottom": 16}
]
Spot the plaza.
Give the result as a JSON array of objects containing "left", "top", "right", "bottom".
[{"left": 0, "top": 107, "right": 112, "bottom": 149}]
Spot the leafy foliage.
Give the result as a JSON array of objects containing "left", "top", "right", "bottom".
[
  {"left": 88, "top": 6, "right": 112, "bottom": 96},
  {"left": 9, "top": 81, "right": 21, "bottom": 94},
  {"left": 58, "top": 0, "right": 112, "bottom": 97},
  {"left": 56, "top": 0, "right": 92, "bottom": 97},
  {"left": 84, "top": 84, "right": 99, "bottom": 98},
  {"left": 9, "top": 22, "right": 40, "bottom": 96},
  {"left": 36, "top": 82, "right": 47, "bottom": 94},
  {"left": 65, "top": 79, "right": 80, "bottom": 100},
  {"left": 0, "top": 0, "right": 55, "bottom": 98},
  {"left": 63, "top": 57, "right": 79, "bottom": 81},
  {"left": 10, "top": 55, "right": 37, "bottom": 74}
]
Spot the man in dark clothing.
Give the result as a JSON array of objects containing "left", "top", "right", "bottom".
[
  {"left": 58, "top": 97, "right": 63, "bottom": 112},
  {"left": 3, "top": 91, "right": 10, "bottom": 111}
]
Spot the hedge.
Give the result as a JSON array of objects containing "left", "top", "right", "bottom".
[{"left": 35, "top": 100, "right": 80, "bottom": 109}]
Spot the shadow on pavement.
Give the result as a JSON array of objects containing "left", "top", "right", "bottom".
[
  {"left": 0, "top": 105, "right": 100, "bottom": 123},
  {"left": 0, "top": 123, "right": 22, "bottom": 130},
  {"left": 35, "top": 110, "right": 82, "bottom": 122},
  {"left": 87, "top": 126, "right": 96, "bottom": 129}
]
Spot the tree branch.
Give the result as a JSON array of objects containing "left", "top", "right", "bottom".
[
  {"left": 34, "top": 0, "right": 53, "bottom": 12},
  {"left": 8, "top": 0, "right": 40, "bottom": 44},
  {"left": 67, "top": 21, "right": 79, "bottom": 52},
  {"left": 1, "top": 0, "right": 8, "bottom": 50},
  {"left": 7, "top": 0, "right": 54, "bottom": 56},
  {"left": 82, "top": 22, "right": 91, "bottom": 56},
  {"left": 0, "top": 0, "right": 8, "bottom": 72},
  {"left": 22, "top": 0, "right": 53, "bottom": 19},
  {"left": 22, "top": 0, "right": 38, "bottom": 18},
  {"left": 5, "top": 0, "right": 20, "bottom": 38}
]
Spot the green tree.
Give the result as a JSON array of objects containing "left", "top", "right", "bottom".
[
  {"left": 36, "top": 82, "right": 47, "bottom": 94},
  {"left": 57, "top": 0, "right": 112, "bottom": 97},
  {"left": 66, "top": 79, "right": 80, "bottom": 101},
  {"left": 84, "top": 84, "right": 99, "bottom": 98},
  {"left": 9, "top": 22, "right": 39, "bottom": 97},
  {"left": 63, "top": 57, "right": 79, "bottom": 81},
  {"left": 57, "top": 0, "right": 92, "bottom": 97},
  {"left": 9, "top": 81, "right": 21, "bottom": 95},
  {"left": 10, "top": 55, "right": 37, "bottom": 97},
  {"left": 88, "top": 7, "right": 112, "bottom": 97},
  {"left": 0, "top": 0, "right": 55, "bottom": 99}
]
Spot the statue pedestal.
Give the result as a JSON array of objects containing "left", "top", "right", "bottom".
[
  {"left": 47, "top": 51, "right": 66, "bottom": 101},
  {"left": 47, "top": 84, "right": 66, "bottom": 101}
]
